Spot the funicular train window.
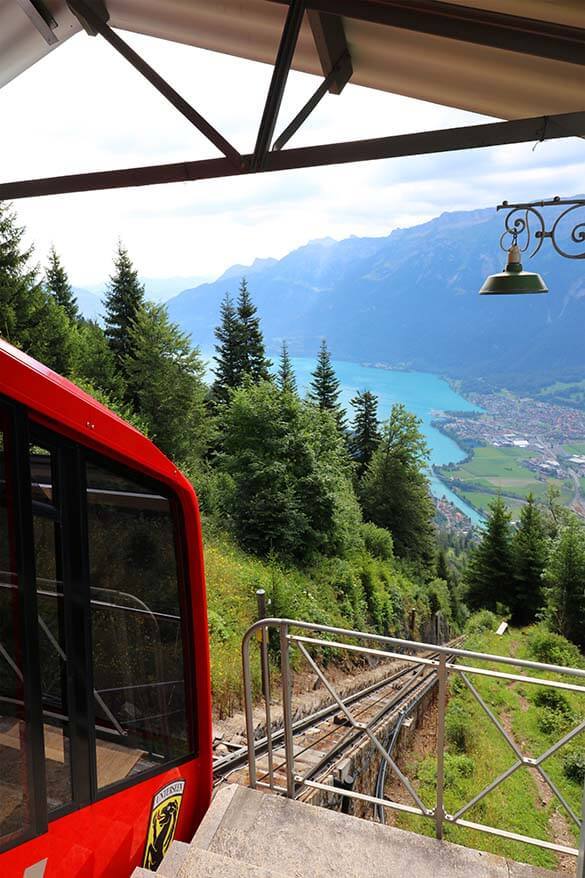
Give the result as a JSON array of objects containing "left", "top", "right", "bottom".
[
  {"left": 85, "top": 457, "right": 191, "bottom": 789},
  {"left": 29, "top": 445, "right": 73, "bottom": 812},
  {"left": 0, "top": 416, "right": 30, "bottom": 843}
]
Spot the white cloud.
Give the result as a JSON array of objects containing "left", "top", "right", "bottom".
[{"left": 1, "top": 29, "right": 584, "bottom": 286}]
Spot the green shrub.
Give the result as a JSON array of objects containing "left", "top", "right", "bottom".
[
  {"left": 383, "top": 579, "right": 407, "bottom": 635},
  {"left": 450, "top": 675, "right": 466, "bottom": 696},
  {"left": 446, "top": 698, "right": 473, "bottom": 753},
  {"left": 360, "top": 522, "right": 394, "bottom": 560},
  {"left": 416, "top": 753, "right": 474, "bottom": 793},
  {"left": 465, "top": 610, "right": 499, "bottom": 635},
  {"left": 533, "top": 687, "right": 573, "bottom": 716},
  {"left": 526, "top": 627, "right": 584, "bottom": 668},
  {"left": 562, "top": 747, "right": 585, "bottom": 785},
  {"left": 207, "top": 608, "right": 232, "bottom": 643},
  {"left": 322, "top": 558, "right": 367, "bottom": 630},
  {"left": 193, "top": 467, "right": 236, "bottom": 522},
  {"left": 537, "top": 707, "right": 574, "bottom": 736},
  {"left": 360, "top": 564, "right": 387, "bottom": 631},
  {"left": 426, "top": 578, "right": 453, "bottom": 624}
]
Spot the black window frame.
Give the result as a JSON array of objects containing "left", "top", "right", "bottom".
[
  {"left": 0, "top": 399, "right": 47, "bottom": 854},
  {"left": 0, "top": 396, "right": 198, "bottom": 853},
  {"left": 84, "top": 446, "right": 198, "bottom": 800}
]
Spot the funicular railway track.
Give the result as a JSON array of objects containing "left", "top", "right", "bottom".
[{"left": 214, "top": 636, "right": 465, "bottom": 800}]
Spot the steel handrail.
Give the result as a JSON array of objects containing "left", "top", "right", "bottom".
[
  {"left": 242, "top": 617, "right": 585, "bottom": 868},
  {"left": 243, "top": 617, "right": 585, "bottom": 679}
]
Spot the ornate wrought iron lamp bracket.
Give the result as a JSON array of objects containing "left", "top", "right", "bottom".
[{"left": 497, "top": 196, "right": 585, "bottom": 260}]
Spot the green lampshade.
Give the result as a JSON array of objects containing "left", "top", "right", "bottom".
[{"left": 480, "top": 244, "right": 548, "bottom": 295}]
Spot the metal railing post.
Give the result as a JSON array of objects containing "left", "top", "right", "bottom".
[
  {"left": 577, "top": 781, "right": 585, "bottom": 878},
  {"left": 435, "top": 653, "right": 448, "bottom": 840},
  {"left": 279, "top": 621, "right": 296, "bottom": 797},
  {"left": 257, "top": 589, "right": 275, "bottom": 789}
]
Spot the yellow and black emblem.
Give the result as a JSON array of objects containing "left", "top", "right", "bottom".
[{"left": 143, "top": 779, "right": 185, "bottom": 870}]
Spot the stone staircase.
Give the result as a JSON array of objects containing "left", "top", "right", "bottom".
[{"left": 132, "top": 783, "right": 565, "bottom": 878}]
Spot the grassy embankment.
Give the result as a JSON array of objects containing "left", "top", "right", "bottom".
[
  {"left": 395, "top": 626, "right": 585, "bottom": 870},
  {"left": 202, "top": 524, "right": 446, "bottom": 718},
  {"left": 438, "top": 446, "right": 573, "bottom": 520}
]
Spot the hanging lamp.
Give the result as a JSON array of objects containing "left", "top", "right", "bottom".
[
  {"left": 479, "top": 197, "right": 585, "bottom": 295},
  {"left": 480, "top": 236, "right": 548, "bottom": 295}
]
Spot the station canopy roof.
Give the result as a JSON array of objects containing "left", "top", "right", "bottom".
[
  {"left": 2, "top": 0, "right": 584, "bottom": 119},
  {"left": 0, "top": 1, "right": 583, "bottom": 200}
]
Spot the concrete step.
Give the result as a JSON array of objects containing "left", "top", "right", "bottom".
[
  {"left": 177, "top": 848, "right": 288, "bottom": 878},
  {"left": 157, "top": 841, "right": 190, "bottom": 876},
  {"left": 188, "top": 783, "right": 564, "bottom": 878},
  {"left": 132, "top": 847, "right": 286, "bottom": 878}
]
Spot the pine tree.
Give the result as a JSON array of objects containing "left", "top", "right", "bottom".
[
  {"left": 0, "top": 202, "right": 76, "bottom": 376},
  {"left": 360, "top": 403, "right": 435, "bottom": 563},
  {"left": 221, "top": 381, "right": 361, "bottom": 560},
  {"left": 75, "top": 319, "right": 125, "bottom": 401},
  {"left": 126, "top": 303, "right": 209, "bottom": 463},
  {"left": 511, "top": 494, "right": 547, "bottom": 624},
  {"left": 350, "top": 390, "right": 380, "bottom": 478},
  {"left": 309, "top": 339, "right": 346, "bottom": 432},
  {"left": 212, "top": 293, "right": 241, "bottom": 405},
  {"left": 235, "top": 278, "right": 271, "bottom": 382},
  {"left": 45, "top": 246, "right": 78, "bottom": 321},
  {"left": 543, "top": 518, "right": 585, "bottom": 650},
  {"left": 466, "top": 495, "right": 514, "bottom": 612},
  {"left": 436, "top": 549, "right": 450, "bottom": 583},
  {"left": 277, "top": 340, "right": 297, "bottom": 394},
  {"left": 103, "top": 243, "right": 144, "bottom": 377}
]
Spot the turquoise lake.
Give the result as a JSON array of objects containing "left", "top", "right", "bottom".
[
  {"left": 290, "top": 358, "right": 484, "bottom": 526},
  {"left": 203, "top": 352, "right": 484, "bottom": 525}
]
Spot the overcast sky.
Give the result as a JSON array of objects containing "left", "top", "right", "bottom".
[{"left": 2, "top": 29, "right": 584, "bottom": 288}]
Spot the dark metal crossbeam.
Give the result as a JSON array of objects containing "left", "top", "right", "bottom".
[
  {"left": 1, "top": 112, "right": 583, "bottom": 200},
  {"left": 67, "top": 0, "right": 243, "bottom": 168},
  {"left": 308, "top": 11, "right": 352, "bottom": 94},
  {"left": 273, "top": 51, "right": 351, "bottom": 151},
  {"left": 15, "top": 0, "right": 58, "bottom": 45},
  {"left": 252, "top": 0, "right": 306, "bottom": 170},
  {"left": 274, "top": 0, "right": 585, "bottom": 66}
]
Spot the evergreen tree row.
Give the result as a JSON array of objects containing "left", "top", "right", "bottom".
[
  {"left": 0, "top": 203, "right": 209, "bottom": 464},
  {"left": 466, "top": 493, "right": 585, "bottom": 649}
]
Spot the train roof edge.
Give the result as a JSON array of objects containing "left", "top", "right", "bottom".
[{"left": 0, "top": 338, "right": 185, "bottom": 486}]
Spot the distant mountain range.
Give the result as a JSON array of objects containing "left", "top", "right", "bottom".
[{"left": 165, "top": 200, "right": 584, "bottom": 390}]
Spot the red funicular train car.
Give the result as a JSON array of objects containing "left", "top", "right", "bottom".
[{"left": 0, "top": 339, "right": 213, "bottom": 877}]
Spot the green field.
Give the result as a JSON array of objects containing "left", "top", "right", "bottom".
[
  {"left": 458, "top": 489, "right": 526, "bottom": 518},
  {"left": 564, "top": 442, "right": 585, "bottom": 456},
  {"left": 440, "top": 446, "right": 573, "bottom": 517}
]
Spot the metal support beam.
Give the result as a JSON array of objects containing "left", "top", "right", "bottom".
[
  {"left": 273, "top": 0, "right": 585, "bottom": 67},
  {"left": 67, "top": 0, "right": 243, "bottom": 168},
  {"left": 308, "top": 10, "right": 352, "bottom": 94},
  {"left": 273, "top": 51, "right": 351, "bottom": 150},
  {"left": 252, "top": 0, "right": 306, "bottom": 170},
  {"left": 1, "top": 111, "right": 583, "bottom": 200},
  {"left": 15, "top": 0, "right": 58, "bottom": 45}
]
